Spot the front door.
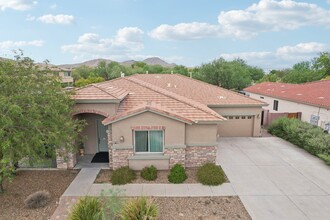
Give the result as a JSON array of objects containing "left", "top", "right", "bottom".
[{"left": 96, "top": 119, "right": 108, "bottom": 152}]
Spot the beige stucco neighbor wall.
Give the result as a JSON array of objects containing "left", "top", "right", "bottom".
[
  {"left": 247, "top": 93, "right": 330, "bottom": 130},
  {"left": 212, "top": 107, "right": 262, "bottom": 137},
  {"left": 74, "top": 103, "right": 118, "bottom": 117}
]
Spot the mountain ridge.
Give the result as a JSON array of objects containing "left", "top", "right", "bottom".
[{"left": 58, "top": 57, "right": 177, "bottom": 69}]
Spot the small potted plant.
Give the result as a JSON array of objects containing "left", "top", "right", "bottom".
[{"left": 79, "top": 141, "right": 85, "bottom": 156}]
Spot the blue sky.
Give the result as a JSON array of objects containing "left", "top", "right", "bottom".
[{"left": 1, "top": 0, "right": 330, "bottom": 70}]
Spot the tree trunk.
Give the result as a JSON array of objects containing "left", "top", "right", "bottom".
[{"left": 0, "top": 176, "right": 3, "bottom": 193}]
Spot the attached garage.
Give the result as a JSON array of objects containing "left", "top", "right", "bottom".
[
  {"left": 211, "top": 106, "right": 263, "bottom": 137},
  {"left": 217, "top": 115, "right": 254, "bottom": 137}
]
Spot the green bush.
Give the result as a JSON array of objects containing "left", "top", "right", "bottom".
[
  {"left": 168, "top": 164, "right": 187, "bottom": 183},
  {"left": 111, "top": 166, "right": 136, "bottom": 185},
  {"left": 197, "top": 163, "right": 226, "bottom": 185},
  {"left": 69, "top": 197, "right": 102, "bottom": 220},
  {"left": 120, "top": 197, "right": 158, "bottom": 220},
  {"left": 268, "top": 117, "right": 330, "bottom": 160},
  {"left": 24, "top": 190, "right": 51, "bottom": 209},
  {"left": 141, "top": 165, "right": 157, "bottom": 181}
]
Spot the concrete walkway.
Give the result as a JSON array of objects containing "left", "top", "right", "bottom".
[{"left": 218, "top": 137, "right": 330, "bottom": 220}]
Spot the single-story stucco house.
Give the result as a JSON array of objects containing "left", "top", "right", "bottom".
[
  {"left": 244, "top": 80, "right": 330, "bottom": 131},
  {"left": 57, "top": 74, "right": 266, "bottom": 170}
]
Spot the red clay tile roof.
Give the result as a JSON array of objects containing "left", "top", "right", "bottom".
[
  {"left": 102, "top": 101, "right": 194, "bottom": 125},
  {"left": 132, "top": 74, "right": 266, "bottom": 106},
  {"left": 244, "top": 80, "right": 330, "bottom": 108},
  {"left": 101, "top": 76, "right": 225, "bottom": 123},
  {"left": 74, "top": 74, "right": 268, "bottom": 124},
  {"left": 73, "top": 84, "right": 128, "bottom": 100}
]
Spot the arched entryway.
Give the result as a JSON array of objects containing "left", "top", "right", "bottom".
[{"left": 73, "top": 112, "right": 110, "bottom": 168}]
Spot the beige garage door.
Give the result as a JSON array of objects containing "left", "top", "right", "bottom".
[{"left": 218, "top": 116, "right": 254, "bottom": 137}]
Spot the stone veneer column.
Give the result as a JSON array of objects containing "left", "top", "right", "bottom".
[
  {"left": 185, "top": 146, "right": 216, "bottom": 167},
  {"left": 56, "top": 150, "right": 77, "bottom": 169},
  {"left": 108, "top": 125, "right": 113, "bottom": 169},
  {"left": 164, "top": 147, "right": 186, "bottom": 168}
]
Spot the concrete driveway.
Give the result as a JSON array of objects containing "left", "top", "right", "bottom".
[{"left": 217, "top": 137, "right": 330, "bottom": 220}]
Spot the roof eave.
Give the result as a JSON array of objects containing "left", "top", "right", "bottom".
[
  {"left": 74, "top": 99, "right": 121, "bottom": 104},
  {"left": 207, "top": 103, "right": 268, "bottom": 108}
]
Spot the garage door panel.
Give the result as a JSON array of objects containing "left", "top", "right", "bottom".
[{"left": 218, "top": 116, "right": 254, "bottom": 137}]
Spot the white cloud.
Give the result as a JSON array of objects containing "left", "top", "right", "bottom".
[
  {"left": 276, "top": 42, "right": 330, "bottom": 60},
  {"left": 62, "top": 27, "right": 144, "bottom": 61},
  {"left": 150, "top": 0, "right": 330, "bottom": 40},
  {"left": 219, "top": 42, "right": 329, "bottom": 70},
  {"left": 0, "top": 40, "right": 44, "bottom": 49},
  {"left": 0, "top": 0, "right": 37, "bottom": 11},
  {"left": 37, "top": 14, "right": 74, "bottom": 25},
  {"left": 149, "top": 22, "right": 221, "bottom": 40}
]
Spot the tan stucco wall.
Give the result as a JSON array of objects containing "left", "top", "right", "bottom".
[
  {"left": 185, "top": 124, "right": 217, "bottom": 145},
  {"left": 247, "top": 93, "right": 330, "bottom": 130},
  {"left": 74, "top": 103, "right": 118, "bottom": 116},
  {"left": 112, "top": 112, "right": 185, "bottom": 148},
  {"left": 79, "top": 114, "right": 106, "bottom": 154},
  {"left": 211, "top": 107, "right": 262, "bottom": 137}
]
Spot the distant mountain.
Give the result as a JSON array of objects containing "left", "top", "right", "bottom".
[
  {"left": 142, "top": 57, "right": 176, "bottom": 68},
  {"left": 58, "top": 57, "right": 177, "bottom": 69},
  {"left": 58, "top": 58, "right": 113, "bottom": 69}
]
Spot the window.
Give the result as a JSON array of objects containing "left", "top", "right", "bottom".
[
  {"left": 135, "top": 130, "right": 163, "bottom": 153},
  {"left": 242, "top": 116, "right": 246, "bottom": 119},
  {"left": 63, "top": 71, "right": 71, "bottom": 77},
  {"left": 235, "top": 116, "right": 240, "bottom": 119},
  {"left": 273, "top": 100, "right": 279, "bottom": 111},
  {"left": 260, "top": 96, "right": 264, "bottom": 99},
  {"left": 228, "top": 116, "right": 233, "bottom": 119},
  {"left": 248, "top": 116, "right": 252, "bottom": 119}
]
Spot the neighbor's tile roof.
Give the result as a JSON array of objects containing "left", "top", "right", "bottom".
[
  {"left": 244, "top": 80, "right": 330, "bottom": 108},
  {"left": 73, "top": 84, "right": 128, "bottom": 100},
  {"left": 132, "top": 74, "right": 266, "bottom": 106}
]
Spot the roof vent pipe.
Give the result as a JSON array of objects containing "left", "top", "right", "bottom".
[
  {"left": 120, "top": 72, "right": 125, "bottom": 77},
  {"left": 146, "top": 71, "right": 149, "bottom": 74},
  {"left": 189, "top": 72, "right": 192, "bottom": 78},
  {"left": 171, "top": 71, "right": 173, "bottom": 74}
]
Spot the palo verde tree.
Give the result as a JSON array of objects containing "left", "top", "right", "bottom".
[{"left": 0, "top": 53, "right": 84, "bottom": 193}]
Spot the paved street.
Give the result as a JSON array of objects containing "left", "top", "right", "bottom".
[{"left": 217, "top": 137, "right": 330, "bottom": 220}]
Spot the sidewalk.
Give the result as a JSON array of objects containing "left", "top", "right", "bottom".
[{"left": 51, "top": 168, "right": 236, "bottom": 219}]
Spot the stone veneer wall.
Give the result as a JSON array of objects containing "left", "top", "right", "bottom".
[
  {"left": 185, "top": 146, "right": 216, "bottom": 167},
  {"left": 164, "top": 147, "right": 186, "bottom": 168},
  {"left": 111, "top": 149, "right": 134, "bottom": 169},
  {"left": 56, "top": 151, "right": 77, "bottom": 169}
]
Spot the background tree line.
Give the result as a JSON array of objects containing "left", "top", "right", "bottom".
[{"left": 72, "top": 52, "right": 330, "bottom": 91}]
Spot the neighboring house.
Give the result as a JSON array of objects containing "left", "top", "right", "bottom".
[
  {"left": 244, "top": 80, "right": 330, "bottom": 131},
  {"left": 57, "top": 74, "right": 266, "bottom": 170},
  {"left": 58, "top": 68, "right": 73, "bottom": 86}
]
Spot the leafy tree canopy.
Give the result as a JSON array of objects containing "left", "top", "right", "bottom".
[{"left": 0, "top": 53, "right": 84, "bottom": 192}]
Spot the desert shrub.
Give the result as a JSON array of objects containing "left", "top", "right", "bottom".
[
  {"left": 120, "top": 197, "right": 158, "bottom": 220},
  {"left": 141, "top": 165, "right": 157, "bottom": 181},
  {"left": 24, "top": 190, "right": 51, "bottom": 209},
  {"left": 197, "top": 163, "right": 226, "bottom": 186},
  {"left": 69, "top": 197, "right": 102, "bottom": 220},
  {"left": 111, "top": 166, "right": 136, "bottom": 185},
  {"left": 168, "top": 164, "right": 187, "bottom": 183},
  {"left": 99, "top": 189, "right": 125, "bottom": 219},
  {"left": 268, "top": 117, "right": 330, "bottom": 160}
]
